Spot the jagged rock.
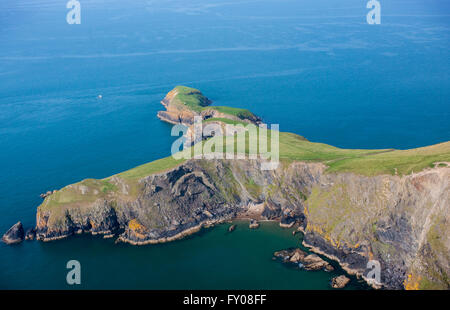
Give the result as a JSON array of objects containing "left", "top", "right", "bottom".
[
  {"left": 274, "top": 249, "right": 292, "bottom": 262},
  {"left": 249, "top": 219, "right": 259, "bottom": 229},
  {"left": 325, "top": 264, "right": 335, "bottom": 272},
  {"left": 331, "top": 275, "right": 350, "bottom": 289},
  {"left": 273, "top": 248, "right": 332, "bottom": 271},
  {"left": 228, "top": 224, "right": 236, "bottom": 232},
  {"left": 280, "top": 214, "right": 296, "bottom": 228},
  {"left": 30, "top": 86, "right": 450, "bottom": 289},
  {"left": 40, "top": 191, "right": 52, "bottom": 199},
  {"left": 289, "top": 249, "right": 306, "bottom": 263},
  {"left": 25, "top": 227, "right": 36, "bottom": 240},
  {"left": 302, "top": 254, "right": 329, "bottom": 270},
  {"left": 2, "top": 222, "right": 24, "bottom": 244}
]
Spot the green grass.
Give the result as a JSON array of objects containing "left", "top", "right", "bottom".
[
  {"left": 204, "top": 117, "right": 249, "bottom": 126},
  {"left": 207, "top": 106, "right": 256, "bottom": 120},
  {"left": 39, "top": 86, "right": 450, "bottom": 214},
  {"left": 171, "top": 86, "right": 211, "bottom": 112},
  {"left": 117, "top": 156, "right": 187, "bottom": 180},
  {"left": 325, "top": 141, "right": 450, "bottom": 176},
  {"left": 171, "top": 86, "right": 257, "bottom": 120},
  {"left": 114, "top": 130, "right": 449, "bottom": 182}
]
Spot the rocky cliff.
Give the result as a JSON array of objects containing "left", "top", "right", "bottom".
[
  {"left": 33, "top": 158, "right": 449, "bottom": 289},
  {"left": 29, "top": 86, "right": 450, "bottom": 290}
]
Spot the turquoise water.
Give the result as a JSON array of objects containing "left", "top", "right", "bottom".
[{"left": 0, "top": 0, "right": 449, "bottom": 289}]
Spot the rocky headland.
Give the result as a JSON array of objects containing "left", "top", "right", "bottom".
[{"left": 4, "top": 86, "right": 449, "bottom": 290}]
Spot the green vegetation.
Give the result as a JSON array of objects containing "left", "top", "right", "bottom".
[
  {"left": 39, "top": 179, "right": 118, "bottom": 220},
  {"left": 171, "top": 86, "right": 257, "bottom": 120},
  {"left": 117, "top": 156, "right": 186, "bottom": 180},
  {"left": 39, "top": 87, "right": 450, "bottom": 214},
  {"left": 167, "top": 86, "right": 450, "bottom": 176},
  {"left": 208, "top": 106, "right": 256, "bottom": 120},
  {"left": 325, "top": 141, "right": 450, "bottom": 176},
  {"left": 114, "top": 130, "right": 450, "bottom": 182},
  {"left": 204, "top": 117, "right": 249, "bottom": 126},
  {"left": 171, "top": 86, "right": 211, "bottom": 112}
]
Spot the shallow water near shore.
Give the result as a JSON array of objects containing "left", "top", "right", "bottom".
[{"left": 0, "top": 221, "right": 368, "bottom": 289}]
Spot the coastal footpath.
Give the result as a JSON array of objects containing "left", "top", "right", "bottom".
[{"left": 8, "top": 86, "right": 449, "bottom": 290}]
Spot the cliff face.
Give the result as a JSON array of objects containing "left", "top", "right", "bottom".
[
  {"left": 156, "top": 87, "right": 203, "bottom": 125},
  {"left": 302, "top": 167, "right": 449, "bottom": 290},
  {"left": 34, "top": 157, "right": 449, "bottom": 289},
  {"left": 30, "top": 86, "right": 450, "bottom": 290}
]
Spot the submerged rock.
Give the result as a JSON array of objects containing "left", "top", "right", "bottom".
[
  {"left": 331, "top": 275, "right": 350, "bottom": 289},
  {"left": 2, "top": 222, "right": 25, "bottom": 244}
]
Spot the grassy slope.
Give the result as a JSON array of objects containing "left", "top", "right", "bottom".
[
  {"left": 172, "top": 86, "right": 256, "bottom": 120},
  {"left": 40, "top": 86, "right": 450, "bottom": 210},
  {"left": 110, "top": 130, "right": 450, "bottom": 180}
]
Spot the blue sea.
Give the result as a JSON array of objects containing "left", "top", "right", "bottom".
[{"left": 0, "top": 0, "right": 449, "bottom": 289}]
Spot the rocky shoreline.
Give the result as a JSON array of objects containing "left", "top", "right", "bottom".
[{"left": 3, "top": 86, "right": 449, "bottom": 290}]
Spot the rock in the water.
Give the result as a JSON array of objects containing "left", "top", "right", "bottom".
[
  {"left": 249, "top": 219, "right": 259, "bottom": 229},
  {"left": 325, "top": 264, "right": 335, "bottom": 272},
  {"left": 273, "top": 248, "right": 332, "bottom": 271},
  {"left": 228, "top": 224, "right": 236, "bottom": 232},
  {"left": 302, "top": 254, "right": 329, "bottom": 270},
  {"left": 331, "top": 275, "right": 350, "bottom": 289},
  {"left": 289, "top": 249, "right": 306, "bottom": 263},
  {"left": 25, "top": 227, "right": 36, "bottom": 240},
  {"left": 2, "top": 221, "right": 25, "bottom": 244},
  {"left": 40, "top": 190, "right": 55, "bottom": 199}
]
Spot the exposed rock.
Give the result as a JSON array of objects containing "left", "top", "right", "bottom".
[
  {"left": 289, "top": 249, "right": 306, "bottom": 263},
  {"left": 40, "top": 190, "right": 56, "bottom": 199},
  {"left": 228, "top": 224, "right": 236, "bottom": 232},
  {"left": 249, "top": 219, "right": 259, "bottom": 229},
  {"left": 25, "top": 227, "right": 36, "bottom": 240},
  {"left": 280, "top": 214, "right": 296, "bottom": 228},
  {"left": 292, "top": 226, "right": 303, "bottom": 236},
  {"left": 2, "top": 222, "right": 24, "bottom": 244},
  {"left": 273, "top": 248, "right": 332, "bottom": 271},
  {"left": 325, "top": 264, "right": 335, "bottom": 272},
  {"left": 331, "top": 275, "right": 350, "bottom": 289},
  {"left": 302, "top": 254, "right": 329, "bottom": 271},
  {"left": 157, "top": 86, "right": 262, "bottom": 148},
  {"left": 31, "top": 87, "right": 450, "bottom": 290}
]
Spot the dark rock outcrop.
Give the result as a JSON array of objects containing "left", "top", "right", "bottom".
[
  {"left": 25, "top": 227, "right": 36, "bottom": 240},
  {"left": 33, "top": 155, "right": 450, "bottom": 289},
  {"left": 331, "top": 275, "right": 350, "bottom": 289},
  {"left": 2, "top": 222, "right": 24, "bottom": 244},
  {"left": 273, "top": 248, "right": 332, "bottom": 271},
  {"left": 249, "top": 219, "right": 259, "bottom": 229}
]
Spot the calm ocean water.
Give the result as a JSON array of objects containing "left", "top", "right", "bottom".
[{"left": 0, "top": 0, "right": 449, "bottom": 289}]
